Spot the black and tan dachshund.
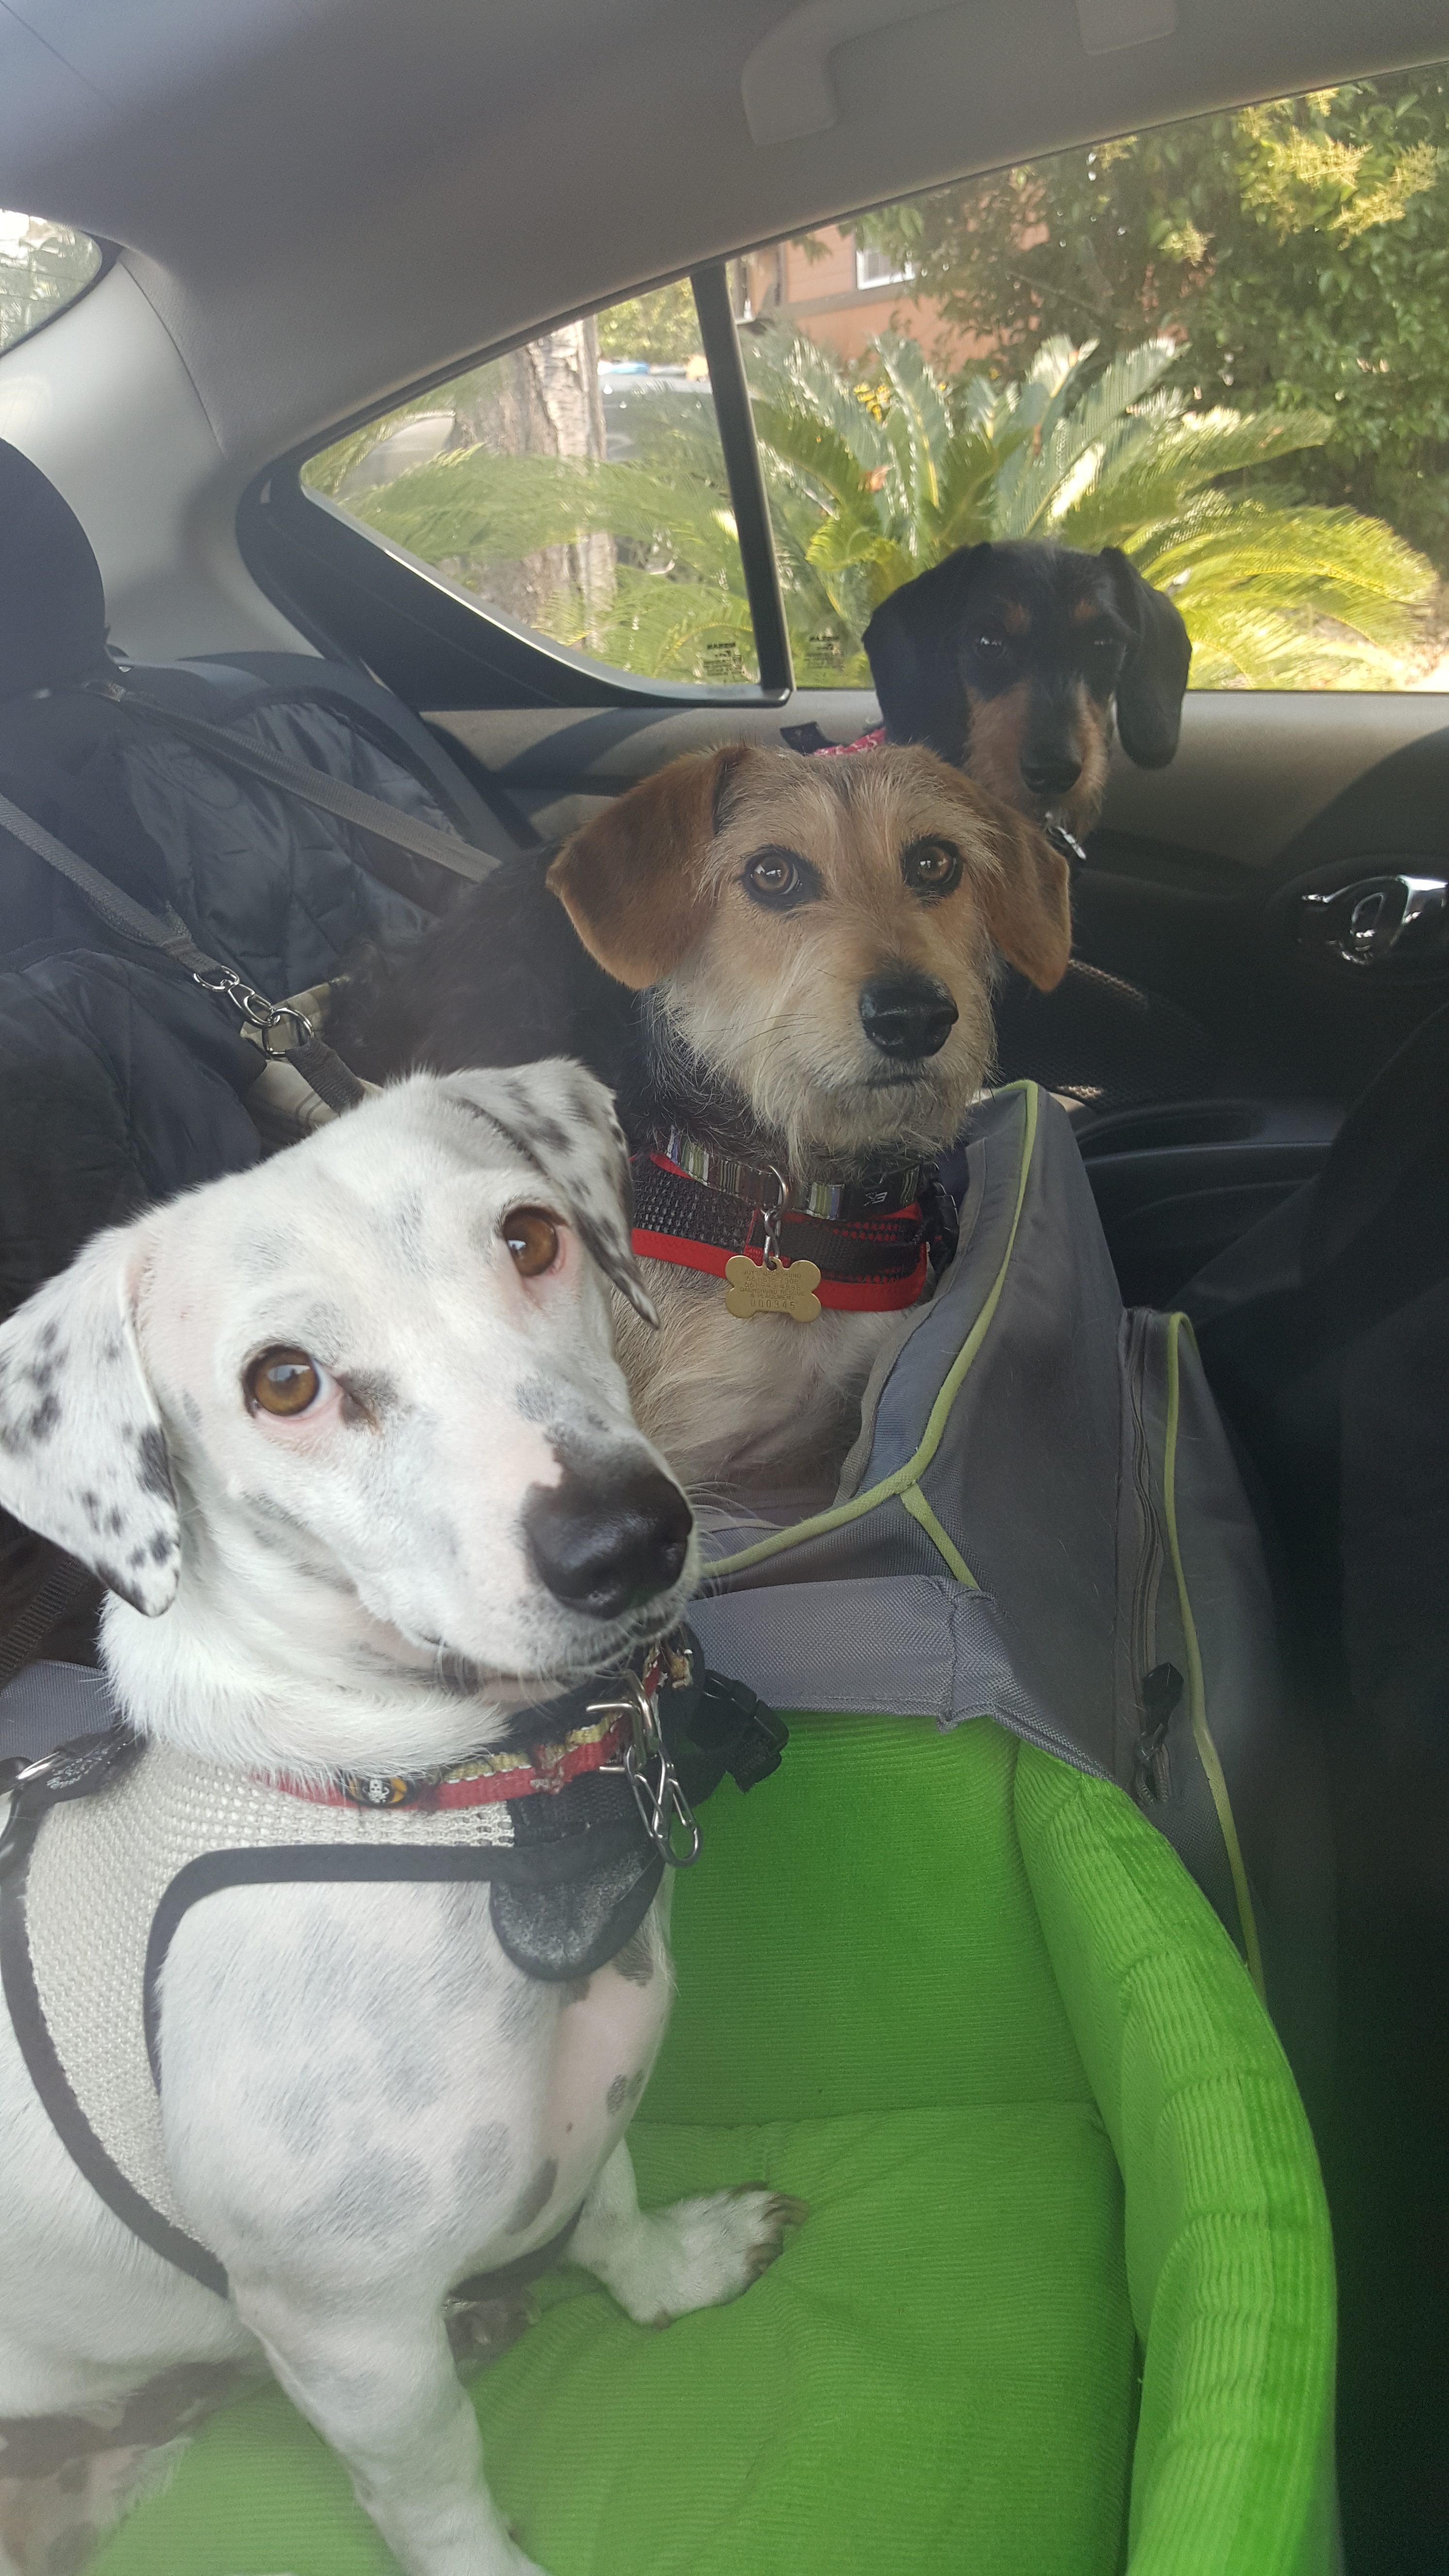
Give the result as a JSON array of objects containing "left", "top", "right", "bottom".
[{"left": 862, "top": 541, "right": 1192, "bottom": 835}]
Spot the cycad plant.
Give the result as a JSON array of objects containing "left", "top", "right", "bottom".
[
  {"left": 749, "top": 326, "right": 1434, "bottom": 685},
  {"left": 335, "top": 326, "right": 1433, "bottom": 689}
]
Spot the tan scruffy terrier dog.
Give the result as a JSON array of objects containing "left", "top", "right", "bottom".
[{"left": 336, "top": 743, "right": 1072, "bottom": 1512}]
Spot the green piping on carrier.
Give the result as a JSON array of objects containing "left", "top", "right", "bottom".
[
  {"left": 709, "top": 1084, "right": 1039, "bottom": 1580},
  {"left": 1161, "top": 1310, "right": 1267, "bottom": 2001},
  {"left": 901, "top": 1482, "right": 977, "bottom": 1586}
]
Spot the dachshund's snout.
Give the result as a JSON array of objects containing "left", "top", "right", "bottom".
[
  {"left": 1020, "top": 748, "right": 1083, "bottom": 798},
  {"left": 858, "top": 971, "right": 959, "bottom": 1062},
  {"left": 525, "top": 1463, "right": 693, "bottom": 1621}
]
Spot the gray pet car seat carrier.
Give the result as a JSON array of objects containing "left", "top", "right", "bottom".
[{"left": 691, "top": 1081, "right": 1292, "bottom": 1997}]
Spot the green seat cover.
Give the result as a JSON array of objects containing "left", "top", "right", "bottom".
[{"left": 91, "top": 1717, "right": 1335, "bottom": 2576}]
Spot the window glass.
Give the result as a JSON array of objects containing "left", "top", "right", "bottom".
[
  {"left": 0, "top": 211, "right": 103, "bottom": 356},
  {"left": 305, "top": 280, "right": 759, "bottom": 686},
  {"left": 738, "top": 65, "right": 1449, "bottom": 689}
]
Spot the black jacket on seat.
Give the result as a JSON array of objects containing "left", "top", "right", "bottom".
[{"left": 0, "top": 437, "right": 508, "bottom": 1658}]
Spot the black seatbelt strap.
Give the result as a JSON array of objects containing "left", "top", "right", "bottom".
[
  {"left": 0, "top": 786, "right": 367, "bottom": 1114},
  {"left": 95, "top": 680, "right": 505, "bottom": 885}
]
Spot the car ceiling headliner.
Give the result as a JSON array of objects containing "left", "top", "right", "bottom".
[{"left": 1, "top": 0, "right": 1444, "bottom": 471}]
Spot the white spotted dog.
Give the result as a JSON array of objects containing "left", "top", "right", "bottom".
[{"left": 0, "top": 1063, "right": 802, "bottom": 2576}]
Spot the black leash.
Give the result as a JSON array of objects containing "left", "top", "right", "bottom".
[{"left": 0, "top": 784, "right": 368, "bottom": 1115}]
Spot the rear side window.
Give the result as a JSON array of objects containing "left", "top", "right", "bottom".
[
  {"left": 737, "top": 65, "right": 1449, "bottom": 691},
  {"left": 305, "top": 279, "right": 759, "bottom": 688},
  {"left": 0, "top": 211, "right": 103, "bottom": 355}
]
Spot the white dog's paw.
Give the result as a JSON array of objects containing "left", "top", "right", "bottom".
[{"left": 611, "top": 2185, "right": 808, "bottom": 2327}]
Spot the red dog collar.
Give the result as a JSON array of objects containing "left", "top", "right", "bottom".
[
  {"left": 630, "top": 1150, "right": 931, "bottom": 1314},
  {"left": 271, "top": 1708, "right": 631, "bottom": 1813}
]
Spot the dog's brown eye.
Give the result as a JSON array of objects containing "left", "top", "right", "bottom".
[
  {"left": 502, "top": 1207, "right": 561, "bottom": 1278},
  {"left": 246, "top": 1347, "right": 322, "bottom": 1417},
  {"left": 742, "top": 846, "right": 819, "bottom": 911},
  {"left": 745, "top": 854, "right": 799, "bottom": 898},
  {"left": 903, "top": 838, "right": 963, "bottom": 896}
]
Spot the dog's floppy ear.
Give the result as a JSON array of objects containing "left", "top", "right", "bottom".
[
  {"left": 0, "top": 1226, "right": 180, "bottom": 1615},
  {"left": 862, "top": 545, "right": 992, "bottom": 766},
  {"left": 444, "top": 1061, "right": 659, "bottom": 1327},
  {"left": 934, "top": 771, "right": 1073, "bottom": 991},
  {"left": 1099, "top": 549, "right": 1192, "bottom": 769},
  {"left": 981, "top": 808, "right": 1073, "bottom": 989},
  {"left": 547, "top": 746, "right": 750, "bottom": 989}
]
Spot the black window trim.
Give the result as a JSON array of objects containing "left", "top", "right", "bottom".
[{"left": 240, "top": 260, "right": 793, "bottom": 712}]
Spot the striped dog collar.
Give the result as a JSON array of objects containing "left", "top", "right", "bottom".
[
  {"left": 659, "top": 1127, "right": 923, "bottom": 1223},
  {"left": 275, "top": 1706, "right": 633, "bottom": 1813},
  {"left": 630, "top": 1150, "right": 954, "bottom": 1317}
]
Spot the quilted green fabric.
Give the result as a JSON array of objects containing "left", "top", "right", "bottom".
[{"left": 89, "top": 1717, "right": 1334, "bottom": 2576}]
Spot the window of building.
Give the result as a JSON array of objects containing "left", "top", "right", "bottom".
[
  {"left": 854, "top": 243, "right": 914, "bottom": 291},
  {"left": 739, "top": 66, "right": 1449, "bottom": 690},
  {"left": 303, "top": 278, "right": 759, "bottom": 688},
  {"left": 0, "top": 211, "right": 104, "bottom": 357}
]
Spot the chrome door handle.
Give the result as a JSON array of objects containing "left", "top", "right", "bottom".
[{"left": 1299, "top": 871, "right": 1449, "bottom": 968}]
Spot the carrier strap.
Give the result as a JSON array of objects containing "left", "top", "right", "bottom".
[{"left": 97, "top": 680, "right": 503, "bottom": 886}]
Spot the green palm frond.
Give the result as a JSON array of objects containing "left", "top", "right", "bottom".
[
  {"left": 1131, "top": 496, "right": 1433, "bottom": 677},
  {"left": 997, "top": 339, "right": 1179, "bottom": 536},
  {"left": 1057, "top": 407, "right": 1335, "bottom": 549},
  {"left": 749, "top": 400, "right": 877, "bottom": 518}
]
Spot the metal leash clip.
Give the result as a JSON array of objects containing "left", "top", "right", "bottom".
[
  {"left": 0, "top": 1737, "right": 128, "bottom": 1876},
  {"left": 193, "top": 965, "right": 316, "bottom": 1059},
  {"left": 753, "top": 1165, "right": 790, "bottom": 1271},
  {"left": 592, "top": 1665, "right": 701, "bottom": 1868}
]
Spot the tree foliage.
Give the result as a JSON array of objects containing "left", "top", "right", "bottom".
[
  {"left": 596, "top": 281, "right": 701, "bottom": 367},
  {"left": 855, "top": 67, "right": 1449, "bottom": 568},
  {"left": 0, "top": 212, "right": 101, "bottom": 356}
]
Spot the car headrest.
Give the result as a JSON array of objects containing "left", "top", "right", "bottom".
[{"left": 0, "top": 439, "right": 109, "bottom": 701}]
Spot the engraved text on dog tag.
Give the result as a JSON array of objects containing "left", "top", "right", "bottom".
[{"left": 723, "top": 1253, "right": 822, "bottom": 1323}]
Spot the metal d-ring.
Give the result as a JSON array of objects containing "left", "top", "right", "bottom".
[
  {"left": 592, "top": 1669, "right": 700, "bottom": 1868},
  {"left": 753, "top": 1165, "right": 790, "bottom": 1272}
]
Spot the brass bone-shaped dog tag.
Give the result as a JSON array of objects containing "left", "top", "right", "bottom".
[{"left": 724, "top": 1252, "right": 822, "bottom": 1323}]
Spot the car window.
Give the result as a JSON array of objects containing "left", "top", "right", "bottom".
[
  {"left": 304, "top": 279, "right": 760, "bottom": 687},
  {"left": 0, "top": 210, "right": 103, "bottom": 355},
  {"left": 735, "top": 63, "right": 1449, "bottom": 691}
]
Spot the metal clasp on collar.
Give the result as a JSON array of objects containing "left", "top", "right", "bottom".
[
  {"left": 193, "top": 966, "right": 316, "bottom": 1059},
  {"left": 753, "top": 1165, "right": 790, "bottom": 1272},
  {"left": 592, "top": 1669, "right": 700, "bottom": 1868}
]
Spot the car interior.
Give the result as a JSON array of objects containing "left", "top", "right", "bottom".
[{"left": 0, "top": 2, "right": 1446, "bottom": 2571}]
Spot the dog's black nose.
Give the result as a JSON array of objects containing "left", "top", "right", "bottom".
[
  {"left": 1021, "top": 750, "right": 1082, "bottom": 797},
  {"left": 858, "top": 972, "right": 959, "bottom": 1061},
  {"left": 525, "top": 1465, "right": 692, "bottom": 1622}
]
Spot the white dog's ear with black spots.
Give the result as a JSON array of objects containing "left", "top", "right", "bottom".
[
  {"left": 443, "top": 1062, "right": 659, "bottom": 1328},
  {"left": 0, "top": 1224, "right": 180, "bottom": 1615}
]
